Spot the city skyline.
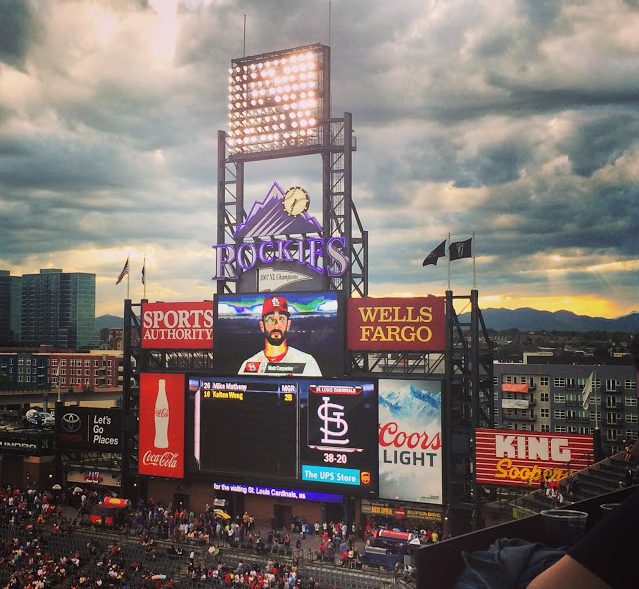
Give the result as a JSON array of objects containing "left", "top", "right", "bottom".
[{"left": 1, "top": 1, "right": 638, "bottom": 318}]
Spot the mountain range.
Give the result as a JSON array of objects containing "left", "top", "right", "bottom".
[
  {"left": 95, "top": 308, "right": 639, "bottom": 333},
  {"left": 458, "top": 308, "right": 639, "bottom": 333}
]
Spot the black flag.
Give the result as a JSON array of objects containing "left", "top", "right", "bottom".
[
  {"left": 449, "top": 238, "right": 472, "bottom": 261},
  {"left": 423, "top": 240, "right": 446, "bottom": 266}
]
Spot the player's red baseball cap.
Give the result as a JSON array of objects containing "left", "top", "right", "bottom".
[{"left": 262, "top": 295, "right": 289, "bottom": 317}]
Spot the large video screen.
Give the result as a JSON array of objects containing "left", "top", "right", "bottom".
[
  {"left": 187, "top": 375, "right": 378, "bottom": 497},
  {"left": 213, "top": 291, "right": 343, "bottom": 377}
]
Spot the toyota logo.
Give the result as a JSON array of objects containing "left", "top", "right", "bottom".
[{"left": 61, "top": 412, "right": 81, "bottom": 433}]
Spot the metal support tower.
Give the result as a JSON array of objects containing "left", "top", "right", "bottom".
[
  {"left": 216, "top": 114, "right": 367, "bottom": 297},
  {"left": 443, "top": 289, "right": 494, "bottom": 536}
]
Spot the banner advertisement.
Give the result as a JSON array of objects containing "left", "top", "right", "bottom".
[
  {"left": 475, "top": 428, "right": 594, "bottom": 488},
  {"left": 56, "top": 407, "right": 122, "bottom": 451},
  {"left": 214, "top": 291, "right": 343, "bottom": 377},
  {"left": 0, "top": 432, "right": 53, "bottom": 455},
  {"left": 141, "top": 302, "right": 213, "bottom": 349},
  {"left": 501, "top": 399, "right": 530, "bottom": 409},
  {"left": 187, "top": 376, "right": 378, "bottom": 497},
  {"left": 139, "top": 373, "right": 185, "bottom": 479},
  {"left": 360, "top": 500, "right": 442, "bottom": 522},
  {"left": 347, "top": 297, "right": 445, "bottom": 351},
  {"left": 378, "top": 379, "right": 443, "bottom": 505},
  {"left": 501, "top": 383, "right": 530, "bottom": 393}
]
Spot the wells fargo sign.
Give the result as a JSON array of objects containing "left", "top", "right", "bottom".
[
  {"left": 347, "top": 296, "right": 445, "bottom": 351},
  {"left": 475, "top": 428, "right": 594, "bottom": 488}
]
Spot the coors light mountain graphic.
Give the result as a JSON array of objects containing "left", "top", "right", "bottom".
[
  {"left": 378, "top": 380, "right": 443, "bottom": 504},
  {"left": 234, "top": 182, "right": 323, "bottom": 240}
]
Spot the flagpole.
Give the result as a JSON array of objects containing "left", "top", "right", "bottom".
[
  {"left": 447, "top": 233, "right": 451, "bottom": 291},
  {"left": 127, "top": 265, "right": 130, "bottom": 299},
  {"left": 143, "top": 256, "right": 147, "bottom": 299},
  {"left": 472, "top": 230, "right": 476, "bottom": 290}
]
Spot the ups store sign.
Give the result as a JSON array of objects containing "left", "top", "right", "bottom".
[
  {"left": 0, "top": 432, "right": 53, "bottom": 456},
  {"left": 56, "top": 407, "right": 122, "bottom": 451}
]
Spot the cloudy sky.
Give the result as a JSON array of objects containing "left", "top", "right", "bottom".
[{"left": 1, "top": 0, "right": 638, "bottom": 318}]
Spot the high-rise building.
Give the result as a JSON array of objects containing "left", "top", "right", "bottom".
[
  {"left": 20, "top": 269, "right": 96, "bottom": 350},
  {"left": 0, "top": 270, "right": 22, "bottom": 346}
]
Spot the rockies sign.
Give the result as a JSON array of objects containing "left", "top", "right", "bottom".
[{"left": 56, "top": 407, "right": 122, "bottom": 451}]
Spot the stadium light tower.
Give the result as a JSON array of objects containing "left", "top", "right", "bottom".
[
  {"left": 217, "top": 44, "right": 366, "bottom": 297},
  {"left": 227, "top": 45, "right": 330, "bottom": 158}
]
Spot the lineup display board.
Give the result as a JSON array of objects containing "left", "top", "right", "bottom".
[
  {"left": 187, "top": 375, "right": 378, "bottom": 497},
  {"left": 213, "top": 291, "right": 343, "bottom": 377},
  {"left": 378, "top": 379, "right": 443, "bottom": 505},
  {"left": 475, "top": 428, "right": 594, "bottom": 488}
]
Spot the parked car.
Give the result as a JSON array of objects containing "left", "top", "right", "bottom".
[{"left": 23, "top": 409, "right": 55, "bottom": 428}]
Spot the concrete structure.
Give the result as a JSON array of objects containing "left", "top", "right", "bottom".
[{"left": 493, "top": 362, "right": 638, "bottom": 456}]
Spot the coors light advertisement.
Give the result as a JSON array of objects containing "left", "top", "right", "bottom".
[
  {"left": 139, "top": 372, "right": 185, "bottom": 479},
  {"left": 378, "top": 379, "right": 442, "bottom": 505}
]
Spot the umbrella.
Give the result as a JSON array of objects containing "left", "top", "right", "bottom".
[
  {"left": 213, "top": 509, "right": 231, "bottom": 520},
  {"left": 52, "top": 484, "right": 62, "bottom": 491}
]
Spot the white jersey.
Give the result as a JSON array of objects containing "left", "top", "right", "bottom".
[{"left": 238, "top": 346, "right": 322, "bottom": 376}]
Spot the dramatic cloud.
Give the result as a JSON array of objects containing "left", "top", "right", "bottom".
[{"left": 0, "top": 0, "right": 638, "bottom": 317}]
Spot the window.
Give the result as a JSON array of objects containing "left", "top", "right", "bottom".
[
  {"left": 540, "top": 408, "right": 550, "bottom": 418},
  {"left": 625, "top": 397, "right": 638, "bottom": 407},
  {"left": 566, "top": 378, "right": 577, "bottom": 389},
  {"left": 554, "top": 394, "right": 565, "bottom": 404},
  {"left": 540, "top": 392, "right": 549, "bottom": 402},
  {"left": 568, "top": 426, "right": 577, "bottom": 433},
  {"left": 627, "top": 431, "right": 638, "bottom": 441},
  {"left": 554, "top": 378, "right": 566, "bottom": 387},
  {"left": 84, "top": 360, "right": 91, "bottom": 367},
  {"left": 607, "top": 412, "right": 618, "bottom": 425},
  {"left": 606, "top": 397, "right": 618, "bottom": 409},
  {"left": 554, "top": 410, "right": 566, "bottom": 419},
  {"left": 556, "top": 426, "right": 567, "bottom": 433},
  {"left": 504, "top": 375, "right": 513, "bottom": 383},
  {"left": 607, "top": 429, "right": 619, "bottom": 442},
  {"left": 625, "top": 379, "right": 637, "bottom": 390},
  {"left": 579, "top": 427, "right": 591, "bottom": 435},
  {"left": 605, "top": 379, "right": 619, "bottom": 392},
  {"left": 541, "top": 424, "right": 550, "bottom": 432},
  {"left": 107, "top": 360, "right": 113, "bottom": 367},
  {"left": 567, "top": 410, "right": 577, "bottom": 420},
  {"left": 60, "top": 360, "right": 66, "bottom": 366},
  {"left": 627, "top": 414, "right": 638, "bottom": 424},
  {"left": 18, "top": 359, "right": 23, "bottom": 366},
  {"left": 520, "top": 424, "right": 529, "bottom": 431},
  {"left": 51, "top": 359, "right": 58, "bottom": 367},
  {"left": 540, "top": 377, "right": 549, "bottom": 387}
]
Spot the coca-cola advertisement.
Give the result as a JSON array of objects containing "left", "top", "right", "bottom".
[
  {"left": 139, "top": 372, "right": 185, "bottom": 479},
  {"left": 141, "top": 302, "right": 213, "bottom": 349},
  {"left": 378, "top": 379, "right": 442, "bottom": 505}
]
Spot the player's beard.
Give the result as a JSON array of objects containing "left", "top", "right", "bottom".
[{"left": 265, "top": 329, "right": 287, "bottom": 346}]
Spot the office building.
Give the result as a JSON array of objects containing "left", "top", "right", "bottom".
[
  {"left": 0, "top": 271, "right": 21, "bottom": 346},
  {"left": 494, "top": 362, "right": 638, "bottom": 456},
  {"left": 20, "top": 269, "right": 96, "bottom": 350}
]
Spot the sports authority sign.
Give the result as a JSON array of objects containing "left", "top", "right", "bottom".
[
  {"left": 141, "top": 302, "right": 213, "bottom": 349},
  {"left": 347, "top": 297, "right": 445, "bottom": 351},
  {"left": 475, "top": 428, "right": 594, "bottom": 488},
  {"left": 139, "top": 373, "right": 185, "bottom": 479}
]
